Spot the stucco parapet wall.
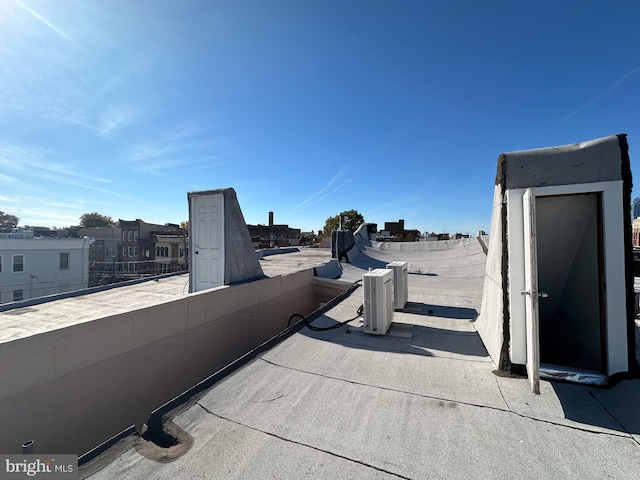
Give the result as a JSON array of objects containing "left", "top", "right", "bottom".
[
  {"left": 0, "top": 270, "right": 315, "bottom": 404},
  {"left": 496, "top": 134, "right": 627, "bottom": 189}
]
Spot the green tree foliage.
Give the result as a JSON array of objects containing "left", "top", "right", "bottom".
[
  {"left": 633, "top": 197, "right": 640, "bottom": 219},
  {"left": 323, "top": 209, "right": 365, "bottom": 233},
  {"left": 79, "top": 212, "right": 116, "bottom": 228},
  {"left": 0, "top": 211, "right": 19, "bottom": 228}
]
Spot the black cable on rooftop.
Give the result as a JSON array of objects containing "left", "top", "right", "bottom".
[{"left": 288, "top": 304, "right": 363, "bottom": 331}]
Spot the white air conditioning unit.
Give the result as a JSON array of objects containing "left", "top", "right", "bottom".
[
  {"left": 387, "top": 261, "right": 408, "bottom": 310},
  {"left": 363, "top": 268, "right": 394, "bottom": 335}
]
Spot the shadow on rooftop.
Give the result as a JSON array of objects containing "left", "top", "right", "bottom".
[
  {"left": 300, "top": 314, "right": 488, "bottom": 360},
  {"left": 403, "top": 302, "right": 478, "bottom": 320},
  {"left": 347, "top": 254, "right": 388, "bottom": 270},
  {"left": 551, "top": 380, "right": 640, "bottom": 435}
]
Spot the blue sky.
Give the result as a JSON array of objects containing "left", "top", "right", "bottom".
[{"left": 1, "top": 0, "right": 639, "bottom": 234}]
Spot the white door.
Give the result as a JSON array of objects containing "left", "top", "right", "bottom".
[
  {"left": 193, "top": 195, "right": 224, "bottom": 291},
  {"left": 523, "top": 187, "right": 540, "bottom": 394}
]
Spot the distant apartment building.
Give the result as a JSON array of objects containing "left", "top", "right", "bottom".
[
  {"left": 152, "top": 233, "right": 188, "bottom": 274},
  {"left": 0, "top": 230, "right": 93, "bottom": 304},
  {"left": 79, "top": 226, "right": 122, "bottom": 286},
  {"left": 633, "top": 218, "right": 640, "bottom": 247},
  {"left": 247, "top": 212, "right": 301, "bottom": 248},
  {"left": 119, "top": 219, "right": 184, "bottom": 277},
  {"left": 380, "top": 219, "right": 421, "bottom": 241}
]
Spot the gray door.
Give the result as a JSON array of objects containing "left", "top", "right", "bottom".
[{"left": 535, "top": 193, "right": 605, "bottom": 373}]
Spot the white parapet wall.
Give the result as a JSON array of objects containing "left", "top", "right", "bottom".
[{"left": 0, "top": 270, "right": 318, "bottom": 455}]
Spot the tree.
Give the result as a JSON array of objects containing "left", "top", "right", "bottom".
[
  {"left": 178, "top": 221, "right": 189, "bottom": 267},
  {"left": 633, "top": 197, "right": 640, "bottom": 219},
  {"left": 0, "top": 211, "right": 19, "bottom": 229},
  {"left": 323, "top": 209, "right": 365, "bottom": 233},
  {"left": 79, "top": 212, "right": 116, "bottom": 228}
]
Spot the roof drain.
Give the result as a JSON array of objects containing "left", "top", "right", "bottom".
[
  {"left": 22, "top": 440, "right": 34, "bottom": 454},
  {"left": 136, "top": 418, "right": 194, "bottom": 463}
]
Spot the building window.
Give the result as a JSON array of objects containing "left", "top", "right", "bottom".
[
  {"left": 128, "top": 231, "right": 133, "bottom": 241},
  {"left": 12, "top": 254, "right": 24, "bottom": 273},
  {"left": 179, "top": 247, "right": 185, "bottom": 258},
  {"left": 134, "top": 231, "right": 138, "bottom": 241},
  {"left": 133, "top": 246, "right": 138, "bottom": 257},
  {"left": 128, "top": 246, "right": 132, "bottom": 257},
  {"left": 98, "top": 245, "right": 103, "bottom": 255},
  {"left": 13, "top": 289, "right": 24, "bottom": 302},
  {"left": 123, "top": 231, "right": 127, "bottom": 241},
  {"left": 123, "top": 246, "right": 127, "bottom": 257},
  {"left": 59, "top": 252, "right": 70, "bottom": 270}
]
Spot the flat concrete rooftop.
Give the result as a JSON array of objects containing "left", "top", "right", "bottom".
[
  {"left": 0, "top": 248, "right": 332, "bottom": 345},
  {"left": 82, "top": 238, "right": 640, "bottom": 479}
]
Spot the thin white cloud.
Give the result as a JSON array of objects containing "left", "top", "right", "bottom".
[
  {"left": 289, "top": 166, "right": 352, "bottom": 213},
  {"left": 0, "top": 142, "right": 136, "bottom": 203},
  {"left": 12, "top": 0, "right": 84, "bottom": 51},
  {"left": 0, "top": 173, "right": 29, "bottom": 188},
  {"left": 118, "top": 122, "right": 234, "bottom": 175},
  {"left": 0, "top": 143, "right": 109, "bottom": 184},
  {"left": 0, "top": 4, "right": 145, "bottom": 140},
  {"left": 560, "top": 64, "right": 640, "bottom": 124},
  {"left": 98, "top": 105, "right": 138, "bottom": 136}
]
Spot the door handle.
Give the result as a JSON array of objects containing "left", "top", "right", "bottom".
[{"left": 521, "top": 290, "right": 549, "bottom": 298}]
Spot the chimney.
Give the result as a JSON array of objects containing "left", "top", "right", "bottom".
[
  {"left": 269, "top": 212, "right": 274, "bottom": 227},
  {"left": 399, "top": 219, "right": 405, "bottom": 230}
]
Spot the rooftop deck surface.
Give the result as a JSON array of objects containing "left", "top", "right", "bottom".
[
  {"left": 0, "top": 248, "right": 331, "bottom": 344},
  {"left": 84, "top": 239, "right": 640, "bottom": 479}
]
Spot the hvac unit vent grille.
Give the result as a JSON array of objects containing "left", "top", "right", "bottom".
[
  {"left": 387, "top": 261, "right": 408, "bottom": 310},
  {"left": 363, "top": 268, "right": 394, "bottom": 335}
]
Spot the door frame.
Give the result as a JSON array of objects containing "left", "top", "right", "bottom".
[
  {"left": 507, "top": 180, "right": 628, "bottom": 376},
  {"left": 534, "top": 190, "right": 606, "bottom": 374}
]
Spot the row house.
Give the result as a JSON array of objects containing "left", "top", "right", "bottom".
[
  {"left": 77, "top": 221, "right": 188, "bottom": 285},
  {"left": 152, "top": 233, "right": 188, "bottom": 274},
  {"left": 0, "top": 231, "right": 93, "bottom": 303},
  {"left": 119, "top": 219, "right": 184, "bottom": 276}
]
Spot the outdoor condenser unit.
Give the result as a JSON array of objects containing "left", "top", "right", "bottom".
[
  {"left": 387, "top": 261, "right": 408, "bottom": 310},
  {"left": 362, "top": 268, "right": 394, "bottom": 335}
]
